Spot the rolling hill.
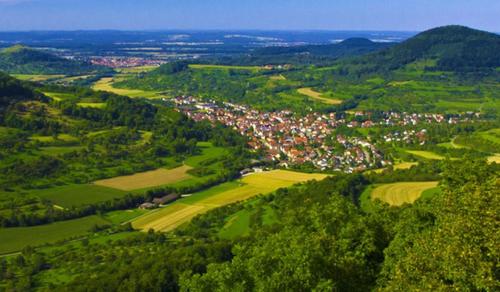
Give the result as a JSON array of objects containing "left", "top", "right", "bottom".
[
  {"left": 341, "top": 25, "right": 500, "bottom": 74},
  {"left": 0, "top": 45, "right": 110, "bottom": 75}
]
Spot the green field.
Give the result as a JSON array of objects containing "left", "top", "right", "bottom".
[
  {"left": 218, "top": 209, "right": 252, "bottom": 239},
  {"left": 39, "top": 146, "right": 84, "bottom": 156},
  {"left": 371, "top": 181, "right": 439, "bottom": 206},
  {"left": 133, "top": 170, "right": 328, "bottom": 232},
  {"left": 189, "top": 64, "right": 266, "bottom": 71},
  {"left": 104, "top": 209, "right": 149, "bottom": 225},
  {"left": 0, "top": 215, "right": 109, "bottom": 254},
  {"left": 11, "top": 74, "right": 65, "bottom": 82},
  {"left": 92, "top": 77, "right": 163, "bottom": 98},
  {"left": 34, "top": 184, "right": 128, "bottom": 208},
  {"left": 406, "top": 150, "right": 446, "bottom": 160}
]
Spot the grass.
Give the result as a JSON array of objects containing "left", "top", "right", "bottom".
[
  {"left": 406, "top": 150, "right": 446, "bottom": 160},
  {"left": 11, "top": 74, "right": 65, "bottom": 82},
  {"left": 30, "top": 134, "right": 78, "bottom": 143},
  {"left": 39, "top": 146, "right": 84, "bottom": 156},
  {"left": 77, "top": 102, "right": 106, "bottom": 108},
  {"left": 218, "top": 209, "right": 252, "bottom": 239},
  {"left": 488, "top": 154, "right": 500, "bottom": 164},
  {"left": 0, "top": 215, "right": 109, "bottom": 254},
  {"left": 34, "top": 184, "right": 128, "bottom": 208},
  {"left": 103, "top": 209, "right": 149, "bottom": 225},
  {"left": 116, "top": 65, "right": 158, "bottom": 74},
  {"left": 132, "top": 170, "right": 328, "bottom": 232},
  {"left": 185, "top": 142, "right": 227, "bottom": 167},
  {"left": 371, "top": 181, "right": 439, "bottom": 206},
  {"left": 297, "top": 87, "right": 342, "bottom": 105},
  {"left": 93, "top": 165, "right": 193, "bottom": 191},
  {"left": 92, "top": 77, "right": 162, "bottom": 99},
  {"left": 189, "top": 64, "right": 266, "bottom": 71}
]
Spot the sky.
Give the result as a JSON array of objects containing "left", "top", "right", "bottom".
[{"left": 0, "top": 0, "right": 499, "bottom": 32}]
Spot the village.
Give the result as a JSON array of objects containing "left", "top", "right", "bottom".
[{"left": 170, "top": 95, "right": 479, "bottom": 172}]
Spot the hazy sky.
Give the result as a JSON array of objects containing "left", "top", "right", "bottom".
[{"left": 0, "top": 0, "right": 499, "bottom": 32}]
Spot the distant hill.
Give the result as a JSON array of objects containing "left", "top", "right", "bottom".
[
  {"left": 0, "top": 45, "right": 110, "bottom": 75},
  {"left": 200, "top": 38, "right": 395, "bottom": 66},
  {"left": 341, "top": 25, "right": 500, "bottom": 74},
  {"left": 254, "top": 38, "right": 394, "bottom": 58}
]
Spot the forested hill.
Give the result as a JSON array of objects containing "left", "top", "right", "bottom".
[
  {"left": 0, "top": 45, "right": 110, "bottom": 75},
  {"left": 0, "top": 71, "right": 45, "bottom": 120},
  {"left": 340, "top": 25, "right": 500, "bottom": 74}
]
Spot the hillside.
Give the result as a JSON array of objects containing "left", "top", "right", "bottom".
[
  {"left": 341, "top": 25, "right": 500, "bottom": 74},
  {"left": 0, "top": 71, "right": 45, "bottom": 120},
  {"left": 0, "top": 45, "right": 110, "bottom": 75}
]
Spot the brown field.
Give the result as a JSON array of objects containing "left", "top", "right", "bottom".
[
  {"left": 371, "top": 181, "right": 439, "bottom": 206},
  {"left": 297, "top": 87, "right": 342, "bottom": 105},
  {"left": 93, "top": 165, "right": 192, "bottom": 191},
  {"left": 133, "top": 170, "right": 328, "bottom": 232}
]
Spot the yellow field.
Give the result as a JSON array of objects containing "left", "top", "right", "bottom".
[
  {"left": 297, "top": 87, "right": 342, "bottom": 105},
  {"left": 406, "top": 150, "right": 445, "bottom": 160},
  {"left": 92, "top": 77, "right": 162, "bottom": 99},
  {"left": 93, "top": 165, "right": 193, "bottom": 191},
  {"left": 394, "top": 162, "right": 418, "bottom": 170},
  {"left": 132, "top": 170, "right": 328, "bottom": 232},
  {"left": 270, "top": 74, "right": 286, "bottom": 80},
  {"left": 488, "top": 154, "right": 500, "bottom": 164},
  {"left": 371, "top": 181, "right": 438, "bottom": 206}
]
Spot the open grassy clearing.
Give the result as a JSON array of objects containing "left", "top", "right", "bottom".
[
  {"left": 77, "top": 102, "right": 106, "bottom": 108},
  {"left": 218, "top": 205, "right": 278, "bottom": 239},
  {"left": 132, "top": 170, "right": 328, "bottom": 232},
  {"left": 116, "top": 65, "right": 158, "bottom": 74},
  {"left": 30, "top": 134, "right": 79, "bottom": 143},
  {"left": 34, "top": 184, "right": 128, "bottom": 208},
  {"left": 488, "top": 154, "right": 500, "bottom": 164},
  {"left": 104, "top": 209, "right": 149, "bottom": 225},
  {"left": 39, "top": 146, "right": 84, "bottom": 156},
  {"left": 92, "top": 77, "right": 162, "bottom": 98},
  {"left": 189, "top": 64, "right": 267, "bottom": 71},
  {"left": 11, "top": 74, "right": 65, "bottom": 82},
  {"left": 94, "top": 165, "right": 193, "bottom": 191},
  {"left": 371, "top": 181, "right": 439, "bottom": 206},
  {"left": 406, "top": 150, "right": 446, "bottom": 160},
  {"left": 297, "top": 87, "right": 343, "bottom": 105},
  {"left": 366, "top": 161, "right": 418, "bottom": 174},
  {"left": 0, "top": 215, "right": 109, "bottom": 254}
]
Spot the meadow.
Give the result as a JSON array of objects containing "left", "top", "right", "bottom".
[
  {"left": 0, "top": 215, "right": 109, "bottom": 254},
  {"left": 370, "top": 181, "right": 439, "bottom": 206},
  {"left": 297, "top": 87, "right": 343, "bottom": 105},
  {"left": 406, "top": 150, "right": 446, "bottom": 160},
  {"left": 34, "top": 184, "right": 128, "bottom": 208},
  {"left": 189, "top": 64, "right": 266, "bottom": 71},
  {"left": 92, "top": 77, "right": 163, "bottom": 99},
  {"left": 132, "top": 170, "right": 328, "bottom": 232},
  {"left": 93, "top": 165, "right": 193, "bottom": 191}
]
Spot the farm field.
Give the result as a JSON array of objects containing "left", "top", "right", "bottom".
[
  {"left": 92, "top": 77, "right": 162, "bottom": 98},
  {"left": 0, "top": 215, "right": 109, "bottom": 254},
  {"left": 93, "top": 165, "right": 193, "bottom": 191},
  {"left": 11, "top": 74, "right": 65, "bottom": 82},
  {"left": 406, "top": 150, "right": 445, "bottom": 160},
  {"left": 371, "top": 181, "right": 439, "bottom": 206},
  {"left": 34, "top": 184, "right": 127, "bottom": 208},
  {"left": 189, "top": 64, "right": 266, "bottom": 71},
  {"left": 297, "top": 87, "right": 342, "bottom": 105},
  {"left": 132, "top": 170, "right": 328, "bottom": 232}
]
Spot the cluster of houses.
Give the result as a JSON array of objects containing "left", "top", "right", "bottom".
[{"left": 169, "top": 96, "right": 480, "bottom": 173}]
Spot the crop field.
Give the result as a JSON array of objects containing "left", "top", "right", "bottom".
[
  {"left": 11, "top": 74, "right": 65, "bottom": 82},
  {"left": 132, "top": 170, "right": 328, "bottom": 232},
  {"left": 371, "top": 181, "right": 439, "bottom": 206},
  {"left": 34, "top": 184, "right": 127, "bottom": 208},
  {"left": 189, "top": 64, "right": 266, "bottom": 71},
  {"left": 93, "top": 165, "right": 193, "bottom": 191},
  {"left": 92, "top": 77, "right": 162, "bottom": 98},
  {"left": 297, "top": 87, "right": 342, "bottom": 105},
  {"left": 0, "top": 215, "right": 109, "bottom": 254},
  {"left": 406, "top": 150, "right": 445, "bottom": 160}
]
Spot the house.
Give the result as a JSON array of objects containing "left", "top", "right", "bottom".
[{"left": 139, "top": 202, "right": 156, "bottom": 210}]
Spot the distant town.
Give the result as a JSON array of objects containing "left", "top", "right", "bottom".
[{"left": 171, "top": 96, "right": 480, "bottom": 173}]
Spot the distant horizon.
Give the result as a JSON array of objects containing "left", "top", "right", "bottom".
[{"left": 0, "top": 0, "right": 498, "bottom": 32}]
